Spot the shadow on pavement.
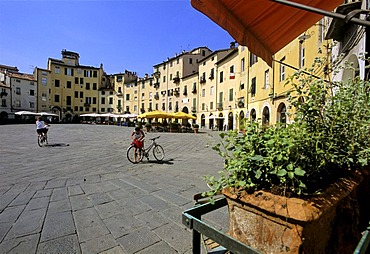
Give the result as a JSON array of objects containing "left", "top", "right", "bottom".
[
  {"left": 44, "top": 143, "right": 70, "bottom": 147},
  {"left": 143, "top": 158, "right": 174, "bottom": 165}
]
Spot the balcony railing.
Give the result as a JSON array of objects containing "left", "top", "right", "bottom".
[
  {"left": 173, "top": 77, "right": 180, "bottom": 83},
  {"left": 200, "top": 77, "right": 206, "bottom": 84}
]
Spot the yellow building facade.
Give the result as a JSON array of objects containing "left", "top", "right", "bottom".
[
  {"left": 36, "top": 50, "right": 105, "bottom": 121},
  {"left": 33, "top": 20, "right": 331, "bottom": 127}
]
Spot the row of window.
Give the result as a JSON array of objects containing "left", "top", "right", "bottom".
[
  {"left": 54, "top": 79, "right": 98, "bottom": 89},
  {"left": 11, "top": 100, "right": 35, "bottom": 108},
  {"left": 13, "top": 87, "right": 35, "bottom": 96},
  {"left": 55, "top": 66, "right": 98, "bottom": 78}
]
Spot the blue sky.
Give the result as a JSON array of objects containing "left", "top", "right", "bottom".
[{"left": 0, "top": 0, "right": 233, "bottom": 77}]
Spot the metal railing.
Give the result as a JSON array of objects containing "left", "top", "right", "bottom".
[{"left": 182, "top": 198, "right": 370, "bottom": 254}]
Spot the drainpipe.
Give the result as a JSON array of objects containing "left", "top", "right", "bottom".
[
  {"left": 272, "top": 55, "right": 275, "bottom": 105},
  {"left": 246, "top": 52, "right": 250, "bottom": 117},
  {"left": 166, "top": 62, "right": 169, "bottom": 113}
]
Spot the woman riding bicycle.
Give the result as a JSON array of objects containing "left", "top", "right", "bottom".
[
  {"left": 131, "top": 126, "right": 145, "bottom": 162},
  {"left": 36, "top": 116, "right": 49, "bottom": 139}
]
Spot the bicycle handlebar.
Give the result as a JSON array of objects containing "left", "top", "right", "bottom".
[{"left": 150, "top": 136, "right": 160, "bottom": 141}]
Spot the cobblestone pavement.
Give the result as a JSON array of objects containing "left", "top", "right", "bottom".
[{"left": 0, "top": 124, "right": 229, "bottom": 254}]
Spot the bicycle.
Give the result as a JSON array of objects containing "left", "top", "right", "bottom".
[
  {"left": 37, "top": 125, "right": 49, "bottom": 147},
  {"left": 37, "top": 132, "right": 48, "bottom": 147},
  {"left": 127, "top": 136, "right": 165, "bottom": 163}
]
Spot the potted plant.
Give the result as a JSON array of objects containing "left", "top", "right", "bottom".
[
  {"left": 204, "top": 57, "right": 370, "bottom": 253},
  {"left": 193, "top": 124, "right": 199, "bottom": 133},
  {"left": 144, "top": 122, "right": 152, "bottom": 132}
]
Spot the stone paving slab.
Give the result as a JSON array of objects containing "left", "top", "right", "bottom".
[{"left": 0, "top": 124, "right": 228, "bottom": 253}]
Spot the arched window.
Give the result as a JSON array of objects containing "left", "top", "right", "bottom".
[
  {"left": 228, "top": 112, "right": 233, "bottom": 130},
  {"left": 250, "top": 109, "right": 257, "bottom": 122},
  {"left": 277, "top": 103, "right": 287, "bottom": 124},
  {"left": 262, "top": 106, "right": 270, "bottom": 126}
]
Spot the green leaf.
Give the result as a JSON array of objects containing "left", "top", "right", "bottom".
[
  {"left": 288, "top": 172, "right": 294, "bottom": 179},
  {"left": 251, "top": 155, "right": 264, "bottom": 161},
  {"left": 277, "top": 169, "right": 287, "bottom": 176},
  {"left": 276, "top": 154, "right": 283, "bottom": 161},
  {"left": 255, "top": 169, "right": 262, "bottom": 179},
  {"left": 294, "top": 167, "right": 306, "bottom": 176}
]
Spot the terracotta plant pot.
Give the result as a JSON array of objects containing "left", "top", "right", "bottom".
[{"left": 222, "top": 170, "right": 370, "bottom": 254}]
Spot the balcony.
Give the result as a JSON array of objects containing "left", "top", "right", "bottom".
[
  {"left": 209, "top": 73, "right": 214, "bottom": 80},
  {"left": 191, "top": 107, "right": 197, "bottom": 113},
  {"left": 140, "top": 108, "right": 145, "bottom": 113},
  {"left": 200, "top": 77, "right": 206, "bottom": 84},
  {"left": 116, "top": 91, "right": 123, "bottom": 96},
  {"left": 173, "top": 76, "right": 180, "bottom": 83},
  {"left": 192, "top": 88, "right": 197, "bottom": 94},
  {"left": 154, "top": 94, "right": 159, "bottom": 100},
  {"left": 0, "top": 91, "right": 8, "bottom": 97},
  {"left": 238, "top": 100, "right": 244, "bottom": 108},
  {"left": 153, "top": 83, "right": 160, "bottom": 89},
  {"left": 84, "top": 103, "right": 90, "bottom": 107},
  {"left": 153, "top": 71, "right": 160, "bottom": 79}
]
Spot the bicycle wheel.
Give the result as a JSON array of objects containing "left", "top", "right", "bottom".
[
  {"left": 152, "top": 144, "right": 165, "bottom": 161},
  {"left": 38, "top": 135, "right": 45, "bottom": 147},
  {"left": 127, "top": 145, "right": 144, "bottom": 164}
]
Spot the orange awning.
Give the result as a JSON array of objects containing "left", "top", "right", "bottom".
[{"left": 191, "top": 0, "right": 344, "bottom": 66}]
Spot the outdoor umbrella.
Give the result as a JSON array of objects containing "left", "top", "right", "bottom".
[
  {"left": 206, "top": 115, "right": 224, "bottom": 120},
  {"left": 120, "top": 113, "right": 138, "bottom": 119},
  {"left": 137, "top": 111, "right": 172, "bottom": 119},
  {"left": 37, "top": 112, "right": 59, "bottom": 116},
  {"left": 99, "top": 113, "right": 116, "bottom": 117},
  {"left": 191, "top": 0, "right": 345, "bottom": 66},
  {"left": 14, "top": 111, "right": 38, "bottom": 115},
  {"left": 170, "top": 112, "right": 197, "bottom": 120},
  {"left": 80, "top": 113, "right": 101, "bottom": 117}
]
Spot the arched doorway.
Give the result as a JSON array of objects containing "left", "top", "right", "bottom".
[
  {"left": 228, "top": 112, "right": 233, "bottom": 130},
  {"left": 262, "top": 106, "right": 270, "bottom": 126},
  {"left": 250, "top": 109, "right": 257, "bottom": 122},
  {"left": 218, "top": 113, "right": 224, "bottom": 131},
  {"left": 52, "top": 106, "right": 62, "bottom": 120},
  {"left": 65, "top": 113, "right": 73, "bottom": 122},
  {"left": 0, "top": 111, "right": 8, "bottom": 124},
  {"left": 208, "top": 114, "right": 214, "bottom": 130},
  {"left": 182, "top": 107, "right": 189, "bottom": 114},
  {"left": 277, "top": 103, "right": 287, "bottom": 124},
  {"left": 201, "top": 114, "right": 205, "bottom": 128},
  {"left": 239, "top": 111, "right": 245, "bottom": 130}
]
